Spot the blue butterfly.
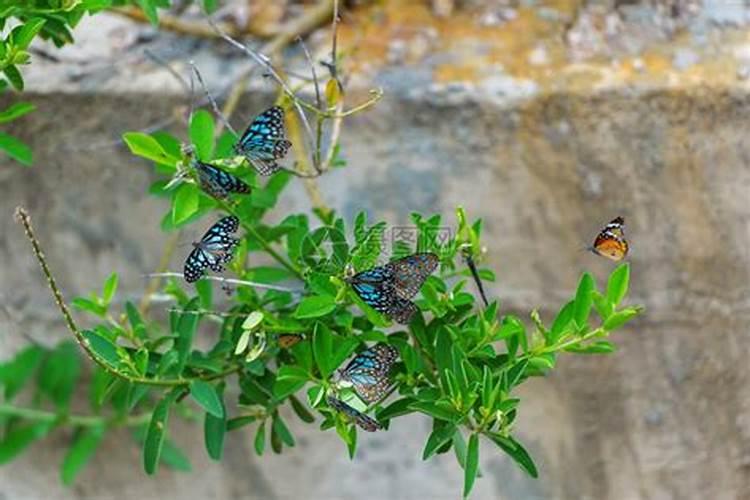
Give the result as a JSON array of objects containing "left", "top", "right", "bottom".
[
  {"left": 338, "top": 344, "right": 398, "bottom": 403},
  {"left": 234, "top": 106, "right": 292, "bottom": 176},
  {"left": 348, "top": 253, "right": 439, "bottom": 324},
  {"left": 193, "top": 160, "right": 251, "bottom": 199},
  {"left": 327, "top": 395, "right": 382, "bottom": 432},
  {"left": 184, "top": 216, "right": 240, "bottom": 283}
]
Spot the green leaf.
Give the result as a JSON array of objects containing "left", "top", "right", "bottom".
[
  {"left": 71, "top": 297, "right": 106, "bottom": 316},
  {"left": 410, "top": 401, "right": 459, "bottom": 422},
  {"left": 122, "top": 132, "right": 178, "bottom": 167},
  {"left": 0, "top": 422, "right": 52, "bottom": 465},
  {"left": 38, "top": 341, "right": 81, "bottom": 410},
  {"left": 3, "top": 65, "right": 24, "bottom": 91},
  {"left": 196, "top": 279, "right": 212, "bottom": 310},
  {"left": 102, "top": 272, "right": 118, "bottom": 305},
  {"left": 82, "top": 330, "right": 120, "bottom": 368},
  {"left": 172, "top": 184, "right": 200, "bottom": 225},
  {"left": 290, "top": 396, "right": 315, "bottom": 423},
  {"left": 294, "top": 295, "right": 337, "bottom": 319},
  {"left": 61, "top": 425, "right": 104, "bottom": 485},
  {"left": 189, "top": 109, "right": 214, "bottom": 160},
  {"left": 549, "top": 300, "right": 574, "bottom": 343},
  {"left": 160, "top": 438, "right": 192, "bottom": 471},
  {"left": 487, "top": 434, "right": 538, "bottom": 478},
  {"left": 272, "top": 414, "right": 295, "bottom": 447},
  {"left": 0, "top": 102, "right": 35, "bottom": 123},
  {"left": 273, "top": 365, "right": 309, "bottom": 399},
  {"left": 422, "top": 423, "right": 456, "bottom": 460},
  {"left": 204, "top": 398, "right": 226, "bottom": 460},
  {"left": 173, "top": 298, "right": 200, "bottom": 374},
  {"left": 573, "top": 273, "right": 595, "bottom": 329},
  {"left": 242, "top": 311, "right": 264, "bottom": 331},
  {"left": 203, "top": 0, "right": 218, "bottom": 13},
  {"left": 312, "top": 323, "right": 334, "bottom": 378},
  {"left": 254, "top": 422, "right": 266, "bottom": 456},
  {"left": 0, "top": 345, "right": 44, "bottom": 400},
  {"left": 143, "top": 389, "right": 180, "bottom": 475},
  {"left": 603, "top": 307, "right": 642, "bottom": 330},
  {"left": 606, "top": 263, "right": 630, "bottom": 306},
  {"left": 136, "top": 0, "right": 159, "bottom": 25},
  {"left": 463, "top": 434, "right": 480, "bottom": 498},
  {"left": 564, "top": 340, "right": 616, "bottom": 354},
  {"left": 125, "top": 301, "right": 147, "bottom": 339},
  {"left": 190, "top": 380, "right": 224, "bottom": 418},
  {"left": 592, "top": 291, "right": 613, "bottom": 321},
  {"left": 15, "top": 19, "right": 46, "bottom": 49},
  {"left": 0, "top": 132, "right": 32, "bottom": 165}
]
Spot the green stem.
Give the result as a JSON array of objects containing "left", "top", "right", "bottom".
[{"left": 0, "top": 404, "right": 151, "bottom": 428}]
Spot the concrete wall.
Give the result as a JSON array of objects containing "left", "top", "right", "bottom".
[{"left": 2, "top": 2, "right": 750, "bottom": 499}]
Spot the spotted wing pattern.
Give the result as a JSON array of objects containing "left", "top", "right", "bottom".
[
  {"left": 194, "top": 160, "right": 251, "bottom": 199},
  {"left": 590, "top": 216, "right": 629, "bottom": 262},
  {"left": 348, "top": 253, "right": 438, "bottom": 324},
  {"left": 327, "top": 395, "right": 382, "bottom": 432},
  {"left": 339, "top": 344, "right": 398, "bottom": 403},
  {"left": 233, "top": 106, "right": 291, "bottom": 176},
  {"left": 184, "top": 216, "right": 240, "bottom": 283}
]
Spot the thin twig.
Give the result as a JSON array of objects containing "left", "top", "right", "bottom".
[
  {"left": 298, "top": 36, "right": 322, "bottom": 110},
  {"left": 143, "top": 273, "right": 303, "bottom": 293},
  {"left": 190, "top": 61, "right": 238, "bottom": 136},
  {"left": 144, "top": 49, "right": 191, "bottom": 95},
  {"left": 0, "top": 403, "right": 153, "bottom": 428}
]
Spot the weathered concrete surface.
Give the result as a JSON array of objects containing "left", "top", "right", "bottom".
[{"left": 2, "top": 1, "right": 750, "bottom": 499}]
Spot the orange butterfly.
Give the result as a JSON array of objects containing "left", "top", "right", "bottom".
[
  {"left": 589, "top": 216, "right": 629, "bottom": 261},
  {"left": 278, "top": 334, "right": 304, "bottom": 349}
]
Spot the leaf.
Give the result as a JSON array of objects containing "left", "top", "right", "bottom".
[
  {"left": 294, "top": 295, "right": 337, "bottom": 319},
  {"left": 143, "top": 389, "right": 180, "bottom": 475},
  {"left": 173, "top": 298, "right": 200, "bottom": 374},
  {"left": 603, "top": 307, "right": 642, "bottom": 330},
  {"left": 463, "top": 434, "right": 480, "bottom": 498},
  {"left": 102, "top": 272, "right": 118, "bottom": 305},
  {"left": 487, "top": 434, "right": 538, "bottom": 478},
  {"left": 254, "top": 422, "right": 266, "bottom": 456},
  {"left": 136, "top": 0, "right": 159, "bottom": 25},
  {"left": 0, "top": 345, "right": 44, "bottom": 400},
  {"left": 190, "top": 381, "right": 224, "bottom": 418},
  {"left": 0, "top": 102, "right": 35, "bottom": 124},
  {"left": 203, "top": 0, "right": 218, "bottom": 13},
  {"left": 0, "top": 132, "right": 32, "bottom": 165},
  {"left": 122, "top": 132, "right": 178, "bottom": 167},
  {"left": 549, "top": 300, "right": 575, "bottom": 343},
  {"left": 196, "top": 279, "right": 212, "bottom": 310},
  {"left": 606, "top": 263, "right": 630, "bottom": 306},
  {"left": 71, "top": 297, "right": 106, "bottom": 317},
  {"left": 422, "top": 424, "right": 456, "bottom": 460},
  {"left": 160, "top": 438, "right": 192, "bottom": 471},
  {"left": 15, "top": 19, "right": 46, "bottom": 49},
  {"left": 290, "top": 396, "right": 315, "bottom": 423},
  {"left": 312, "top": 323, "right": 333, "bottom": 378},
  {"left": 564, "top": 340, "right": 616, "bottom": 354},
  {"left": 172, "top": 184, "right": 200, "bottom": 225},
  {"left": 82, "top": 330, "right": 120, "bottom": 368},
  {"left": 189, "top": 109, "right": 214, "bottom": 160},
  {"left": 410, "top": 401, "right": 459, "bottom": 422},
  {"left": 272, "top": 415, "right": 295, "bottom": 447},
  {"left": 573, "top": 273, "right": 595, "bottom": 329},
  {"left": 272, "top": 366, "right": 309, "bottom": 399},
  {"left": 204, "top": 402, "right": 226, "bottom": 460},
  {"left": 377, "top": 398, "right": 417, "bottom": 421},
  {"left": 0, "top": 422, "right": 52, "bottom": 465},
  {"left": 3, "top": 65, "right": 24, "bottom": 91},
  {"left": 242, "top": 311, "right": 264, "bottom": 331},
  {"left": 61, "top": 425, "right": 105, "bottom": 485},
  {"left": 38, "top": 341, "right": 81, "bottom": 410}
]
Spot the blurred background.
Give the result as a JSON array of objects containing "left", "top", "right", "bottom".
[{"left": 1, "top": 0, "right": 750, "bottom": 498}]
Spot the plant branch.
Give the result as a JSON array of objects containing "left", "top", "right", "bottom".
[
  {"left": 0, "top": 403, "right": 152, "bottom": 428},
  {"left": 144, "top": 273, "right": 303, "bottom": 293}
]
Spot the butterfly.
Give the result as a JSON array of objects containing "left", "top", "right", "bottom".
[
  {"left": 184, "top": 216, "right": 240, "bottom": 283},
  {"left": 589, "top": 216, "right": 629, "bottom": 261},
  {"left": 338, "top": 344, "right": 398, "bottom": 404},
  {"left": 348, "top": 253, "right": 439, "bottom": 324},
  {"left": 326, "top": 395, "right": 382, "bottom": 432},
  {"left": 193, "top": 160, "right": 251, "bottom": 199},
  {"left": 278, "top": 333, "right": 304, "bottom": 349},
  {"left": 234, "top": 106, "right": 292, "bottom": 176}
]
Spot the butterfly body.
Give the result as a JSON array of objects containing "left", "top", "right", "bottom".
[
  {"left": 184, "top": 216, "right": 240, "bottom": 283},
  {"left": 193, "top": 160, "right": 250, "bottom": 199},
  {"left": 348, "top": 253, "right": 438, "bottom": 324},
  {"left": 590, "top": 216, "right": 629, "bottom": 261},
  {"left": 339, "top": 344, "right": 398, "bottom": 403},
  {"left": 327, "top": 395, "right": 382, "bottom": 432},
  {"left": 234, "top": 106, "right": 291, "bottom": 176}
]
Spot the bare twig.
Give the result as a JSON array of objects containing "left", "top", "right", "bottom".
[
  {"left": 190, "top": 61, "right": 238, "bottom": 137},
  {"left": 144, "top": 49, "right": 191, "bottom": 95}
]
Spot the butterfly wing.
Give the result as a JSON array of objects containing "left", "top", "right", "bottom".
[
  {"left": 278, "top": 334, "right": 304, "bottom": 349},
  {"left": 234, "top": 106, "right": 292, "bottom": 176},
  {"left": 340, "top": 344, "right": 398, "bottom": 403},
  {"left": 349, "top": 265, "right": 396, "bottom": 315},
  {"left": 184, "top": 216, "right": 240, "bottom": 283},
  {"left": 327, "top": 396, "right": 382, "bottom": 432},
  {"left": 387, "top": 253, "right": 439, "bottom": 299},
  {"left": 592, "top": 217, "right": 628, "bottom": 261},
  {"left": 194, "top": 161, "right": 251, "bottom": 199},
  {"left": 387, "top": 296, "right": 419, "bottom": 324}
]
